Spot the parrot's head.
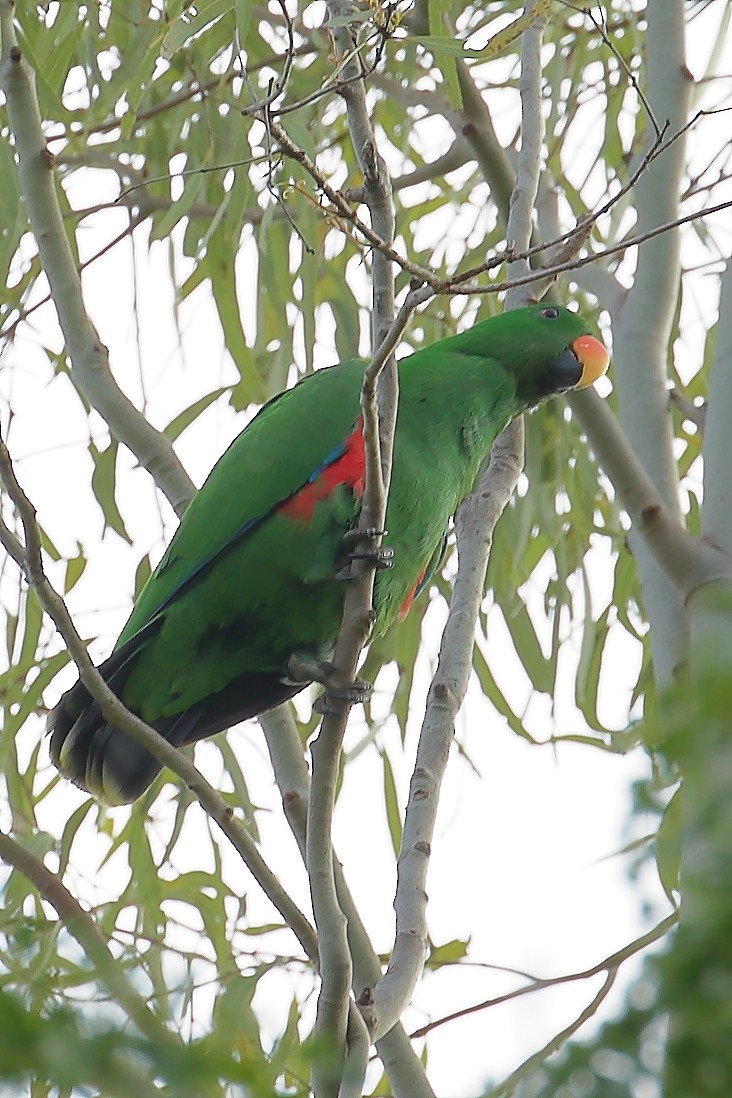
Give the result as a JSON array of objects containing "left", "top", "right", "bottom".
[{"left": 501, "top": 303, "right": 610, "bottom": 407}]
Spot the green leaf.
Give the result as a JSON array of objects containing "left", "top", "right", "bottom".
[
  {"left": 504, "top": 600, "right": 552, "bottom": 696},
  {"left": 161, "top": 0, "right": 234, "bottom": 60},
  {"left": 133, "top": 553, "right": 153, "bottom": 599},
  {"left": 63, "top": 542, "right": 87, "bottom": 594},
  {"left": 234, "top": 0, "right": 253, "bottom": 42},
  {"left": 410, "top": 34, "right": 484, "bottom": 58},
  {"left": 411, "top": 5, "right": 552, "bottom": 63},
  {"left": 426, "top": 0, "right": 462, "bottom": 109},
  {"left": 382, "top": 749, "right": 403, "bottom": 858},
  {"left": 656, "top": 787, "right": 682, "bottom": 904},
  {"left": 164, "top": 387, "right": 228, "bottom": 441},
  {"left": 89, "top": 441, "right": 132, "bottom": 543},
  {"left": 427, "top": 937, "right": 470, "bottom": 968}
]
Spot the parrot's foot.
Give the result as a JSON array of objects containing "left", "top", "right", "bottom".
[
  {"left": 335, "top": 528, "right": 394, "bottom": 579},
  {"left": 286, "top": 656, "right": 372, "bottom": 712}
]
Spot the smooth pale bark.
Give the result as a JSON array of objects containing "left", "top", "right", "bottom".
[
  {"left": 303, "top": 4, "right": 399, "bottom": 1092},
  {"left": 610, "top": 0, "right": 692, "bottom": 685},
  {"left": 0, "top": 4, "right": 195, "bottom": 517}
]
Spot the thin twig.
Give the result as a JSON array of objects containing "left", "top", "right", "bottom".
[
  {"left": 409, "top": 912, "right": 677, "bottom": 1041},
  {"left": 273, "top": 24, "right": 388, "bottom": 118},
  {"left": 1, "top": 212, "right": 144, "bottom": 342},
  {"left": 560, "top": 1, "right": 661, "bottom": 136},
  {"left": 268, "top": 114, "right": 435, "bottom": 286},
  {"left": 445, "top": 198, "right": 732, "bottom": 296},
  {"left": 238, "top": 0, "right": 296, "bottom": 116},
  {"left": 488, "top": 970, "right": 618, "bottom": 1097},
  {"left": 44, "top": 48, "right": 316, "bottom": 143},
  {"left": 267, "top": 106, "right": 732, "bottom": 302}
]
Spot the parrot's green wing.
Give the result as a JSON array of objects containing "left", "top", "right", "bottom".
[{"left": 119, "top": 359, "right": 367, "bottom": 646}]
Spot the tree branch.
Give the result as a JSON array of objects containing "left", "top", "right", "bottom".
[
  {"left": 409, "top": 911, "right": 676, "bottom": 1040},
  {"left": 363, "top": 0, "right": 547, "bottom": 1047},
  {"left": 267, "top": 103, "right": 732, "bottom": 307},
  {"left": 268, "top": 114, "right": 435, "bottom": 288},
  {"left": 259, "top": 706, "right": 438, "bottom": 1098},
  {"left": 0, "top": 829, "right": 180, "bottom": 1051},
  {"left": 487, "top": 970, "right": 618, "bottom": 1097},
  {"left": 0, "top": 433, "right": 320, "bottom": 973},
  {"left": 298, "top": 3, "right": 401, "bottom": 1090},
  {"left": 607, "top": 0, "right": 693, "bottom": 685},
  {"left": 570, "top": 387, "right": 732, "bottom": 596},
  {"left": 0, "top": 3, "right": 194, "bottom": 517}
]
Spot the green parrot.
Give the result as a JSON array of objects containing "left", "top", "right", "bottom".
[{"left": 49, "top": 304, "right": 608, "bottom": 804}]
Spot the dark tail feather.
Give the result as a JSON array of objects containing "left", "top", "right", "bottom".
[
  {"left": 47, "top": 634, "right": 161, "bottom": 805},
  {"left": 49, "top": 684, "right": 204, "bottom": 806},
  {"left": 48, "top": 638, "right": 305, "bottom": 804}
]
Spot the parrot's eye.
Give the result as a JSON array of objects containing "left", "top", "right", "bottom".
[{"left": 540, "top": 307, "right": 559, "bottom": 319}]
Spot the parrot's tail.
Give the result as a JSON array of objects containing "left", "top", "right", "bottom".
[
  {"left": 47, "top": 631, "right": 199, "bottom": 805},
  {"left": 48, "top": 639, "right": 304, "bottom": 804}
]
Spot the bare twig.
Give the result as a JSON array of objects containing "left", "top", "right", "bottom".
[
  {"left": 267, "top": 106, "right": 732, "bottom": 303},
  {"left": 488, "top": 970, "right": 618, "bottom": 1097},
  {"left": 238, "top": 0, "right": 296, "bottom": 116},
  {"left": 443, "top": 199, "right": 732, "bottom": 296},
  {"left": 116, "top": 156, "right": 264, "bottom": 204},
  {"left": 43, "top": 47, "right": 317, "bottom": 143},
  {"left": 1, "top": 212, "right": 145, "bottom": 342},
  {"left": 273, "top": 24, "right": 389, "bottom": 118},
  {"left": 267, "top": 114, "right": 436, "bottom": 286},
  {"left": 561, "top": 1, "right": 661, "bottom": 136},
  {"left": 410, "top": 911, "right": 677, "bottom": 1041}
]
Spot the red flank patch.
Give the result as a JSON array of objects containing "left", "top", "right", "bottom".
[{"left": 281, "top": 417, "right": 366, "bottom": 523}]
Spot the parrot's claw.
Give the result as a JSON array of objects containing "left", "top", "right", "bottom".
[
  {"left": 335, "top": 528, "right": 394, "bottom": 579},
  {"left": 342, "top": 527, "right": 385, "bottom": 545},
  {"left": 312, "top": 680, "right": 371, "bottom": 715},
  {"left": 286, "top": 656, "right": 372, "bottom": 711}
]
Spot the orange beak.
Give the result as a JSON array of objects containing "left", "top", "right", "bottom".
[{"left": 571, "top": 334, "right": 609, "bottom": 389}]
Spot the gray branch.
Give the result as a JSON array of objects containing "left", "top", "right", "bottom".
[
  {"left": 303, "top": 4, "right": 399, "bottom": 1092},
  {"left": 365, "top": 0, "right": 547, "bottom": 1046},
  {"left": 0, "top": 4, "right": 194, "bottom": 517},
  {"left": 259, "top": 707, "right": 438, "bottom": 1098},
  {"left": 0, "top": 434, "right": 321, "bottom": 976},
  {"left": 570, "top": 387, "right": 732, "bottom": 596},
  {"left": 609, "top": 0, "right": 692, "bottom": 684}
]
